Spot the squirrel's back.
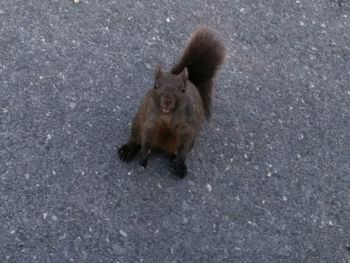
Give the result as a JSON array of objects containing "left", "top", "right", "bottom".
[{"left": 171, "top": 26, "right": 226, "bottom": 118}]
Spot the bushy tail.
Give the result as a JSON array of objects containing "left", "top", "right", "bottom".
[{"left": 171, "top": 26, "right": 226, "bottom": 118}]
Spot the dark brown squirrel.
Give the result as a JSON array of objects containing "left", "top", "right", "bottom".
[{"left": 118, "top": 26, "right": 226, "bottom": 178}]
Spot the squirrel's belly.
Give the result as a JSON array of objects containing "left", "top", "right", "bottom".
[{"left": 152, "top": 126, "right": 177, "bottom": 155}]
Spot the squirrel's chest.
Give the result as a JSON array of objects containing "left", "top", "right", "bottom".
[{"left": 153, "top": 120, "right": 178, "bottom": 154}]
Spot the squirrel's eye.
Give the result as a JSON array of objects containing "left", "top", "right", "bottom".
[{"left": 182, "top": 88, "right": 185, "bottom": 93}]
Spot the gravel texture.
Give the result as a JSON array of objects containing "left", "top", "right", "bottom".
[{"left": 1, "top": 0, "right": 350, "bottom": 262}]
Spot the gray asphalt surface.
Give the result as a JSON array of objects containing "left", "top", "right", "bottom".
[{"left": 1, "top": 0, "right": 350, "bottom": 262}]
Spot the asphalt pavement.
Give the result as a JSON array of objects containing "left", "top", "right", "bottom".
[{"left": 1, "top": 0, "right": 350, "bottom": 262}]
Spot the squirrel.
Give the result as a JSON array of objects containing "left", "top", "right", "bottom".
[{"left": 118, "top": 26, "right": 226, "bottom": 178}]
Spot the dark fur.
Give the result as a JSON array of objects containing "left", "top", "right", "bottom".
[{"left": 171, "top": 26, "right": 226, "bottom": 118}]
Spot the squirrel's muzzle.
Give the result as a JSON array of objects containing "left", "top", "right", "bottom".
[{"left": 160, "top": 94, "right": 176, "bottom": 114}]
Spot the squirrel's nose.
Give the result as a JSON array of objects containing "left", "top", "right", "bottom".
[{"left": 163, "top": 95, "right": 173, "bottom": 105}]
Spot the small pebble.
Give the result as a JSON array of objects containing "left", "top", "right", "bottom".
[
  {"left": 206, "top": 183, "right": 212, "bottom": 192},
  {"left": 119, "top": 230, "right": 127, "bottom": 237},
  {"left": 74, "top": 0, "right": 80, "bottom": 3}
]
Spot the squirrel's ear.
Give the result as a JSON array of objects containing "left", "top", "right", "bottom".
[
  {"left": 180, "top": 67, "right": 188, "bottom": 83},
  {"left": 155, "top": 64, "right": 162, "bottom": 80}
]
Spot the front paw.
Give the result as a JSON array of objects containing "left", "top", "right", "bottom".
[
  {"left": 118, "top": 143, "right": 140, "bottom": 162},
  {"left": 139, "top": 156, "right": 148, "bottom": 168},
  {"left": 172, "top": 158, "right": 187, "bottom": 178}
]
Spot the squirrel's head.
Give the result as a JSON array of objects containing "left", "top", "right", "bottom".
[{"left": 153, "top": 65, "right": 188, "bottom": 114}]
